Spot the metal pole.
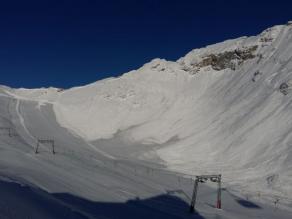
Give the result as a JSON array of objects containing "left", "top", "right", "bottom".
[
  {"left": 217, "top": 175, "right": 222, "bottom": 209},
  {"left": 190, "top": 178, "right": 199, "bottom": 213},
  {"left": 52, "top": 141, "right": 55, "bottom": 154},
  {"left": 35, "top": 141, "right": 39, "bottom": 154}
]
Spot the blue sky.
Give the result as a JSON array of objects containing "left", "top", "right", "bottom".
[{"left": 1, "top": 0, "right": 292, "bottom": 88}]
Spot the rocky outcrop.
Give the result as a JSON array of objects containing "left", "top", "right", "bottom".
[
  {"left": 280, "top": 83, "right": 290, "bottom": 95},
  {"left": 279, "top": 80, "right": 292, "bottom": 95},
  {"left": 252, "top": 70, "right": 262, "bottom": 82},
  {"left": 186, "top": 45, "right": 258, "bottom": 73}
]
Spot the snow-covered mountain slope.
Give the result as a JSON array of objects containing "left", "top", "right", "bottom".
[
  {"left": 1, "top": 22, "right": 292, "bottom": 217},
  {"left": 3, "top": 91, "right": 288, "bottom": 219},
  {"left": 50, "top": 23, "right": 292, "bottom": 201}
]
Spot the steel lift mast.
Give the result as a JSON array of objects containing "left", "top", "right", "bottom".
[{"left": 190, "top": 174, "right": 222, "bottom": 213}]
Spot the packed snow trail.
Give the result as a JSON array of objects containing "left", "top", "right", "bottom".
[{"left": 15, "top": 99, "right": 36, "bottom": 144}]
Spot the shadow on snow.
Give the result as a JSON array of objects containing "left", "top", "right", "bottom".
[
  {"left": 0, "top": 179, "right": 205, "bottom": 219},
  {"left": 236, "top": 199, "right": 261, "bottom": 209}
]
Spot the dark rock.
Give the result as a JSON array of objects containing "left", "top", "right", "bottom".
[
  {"left": 193, "top": 45, "right": 258, "bottom": 71},
  {"left": 252, "top": 70, "right": 262, "bottom": 82},
  {"left": 279, "top": 83, "right": 289, "bottom": 95}
]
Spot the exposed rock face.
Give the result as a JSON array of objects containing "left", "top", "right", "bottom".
[
  {"left": 193, "top": 45, "right": 258, "bottom": 71},
  {"left": 180, "top": 45, "right": 259, "bottom": 74}
]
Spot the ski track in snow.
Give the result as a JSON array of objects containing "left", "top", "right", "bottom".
[
  {"left": 15, "top": 98, "right": 36, "bottom": 142},
  {"left": 85, "top": 141, "right": 116, "bottom": 160}
]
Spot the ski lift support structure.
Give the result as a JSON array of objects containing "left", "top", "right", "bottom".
[{"left": 190, "top": 174, "right": 222, "bottom": 213}]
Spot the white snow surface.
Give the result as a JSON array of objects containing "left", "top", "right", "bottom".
[
  {"left": 56, "top": 24, "right": 291, "bottom": 199},
  {"left": 1, "top": 23, "right": 292, "bottom": 218}
]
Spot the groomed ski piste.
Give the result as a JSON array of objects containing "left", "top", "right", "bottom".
[{"left": 1, "top": 22, "right": 292, "bottom": 218}]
